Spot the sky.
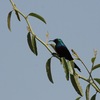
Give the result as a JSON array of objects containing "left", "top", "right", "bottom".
[{"left": 0, "top": 0, "right": 100, "bottom": 100}]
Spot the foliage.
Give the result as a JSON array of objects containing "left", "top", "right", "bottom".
[{"left": 7, "top": 0, "right": 100, "bottom": 100}]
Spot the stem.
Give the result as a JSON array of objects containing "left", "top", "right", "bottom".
[
  {"left": 78, "top": 74, "right": 100, "bottom": 93},
  {"left": 79, "top": 58, "right": 100, "bottom": 92},
  {"left": 10, "top": 0, "right": 13, "bottom": 7},
  {"left": 9, "top": 0, "right": 53, "bottom": 54},
  {"left": 89, "top": 63, "right": 93, "bottom": 79},
  {"left": 10, "top": 0, "right": 100, "bottom": 93},
  {"left": 89, "top": 62, "right": 100, "bottom": 93},
  {"left": 71, "top": 49, "right": 99, "bottom": 90},
  {"left": 79, "top": 58, "right": 90, "bottom": 74},
  {"left": 35, "top": 36, "right": 53, "bottom": 54}
]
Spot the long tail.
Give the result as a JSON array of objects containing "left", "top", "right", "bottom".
[{"left": 74, "top": 63, "right": 81, "bottom": 72}]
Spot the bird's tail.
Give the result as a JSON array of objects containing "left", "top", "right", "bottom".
[{"left": 74, "top": 63, "right": 81, "bottom": 72}]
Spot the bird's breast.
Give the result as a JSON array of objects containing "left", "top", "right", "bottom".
[
  {"left": 55, "top": 45, "right": 73, "bottom": 60},
  {"left": 55, "top": 46, "right": 65, "bottom": 57}
]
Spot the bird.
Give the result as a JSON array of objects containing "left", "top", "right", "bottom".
[{"left": 49, "top": 38, "right": 81, "bottom": 72}]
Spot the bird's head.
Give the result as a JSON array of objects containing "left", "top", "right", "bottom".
[{"left": 49, "top": 38, "right": 61, "bottom": 44}]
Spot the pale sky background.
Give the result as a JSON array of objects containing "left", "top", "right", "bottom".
[{"left": 0, "top": 0, "right": 100, "bottom": 100}]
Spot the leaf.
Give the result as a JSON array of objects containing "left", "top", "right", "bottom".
[
  {"left": 67, "top": 61, "right": 74, "bottom": 75},
  {"left": 85, "top": 84, "right": 90, "bottom": 100},
  {"left": 90, "top": 94, "right": 96, "bottom": 100},
  {"left": 27, "top": 32, "right": 34, "bottom": 52},
  {"left": 91, "top": 50, "right": 97, "bottom": 64},
  {"left": 94, "top": 78, "right": 100, "bottom": 85},
  {"left": 27, "top": 32, "right": 38, "bottom": 55},
  {"left": 31, "top": 34, "right": 38, "bottom": 56},
  {"left": 15, "top": 10, "right": 21, "bottom": 21},
  {"left": 76, "top": 97, "right": 81, "bottom": 100},
  {"left": 46, "top": 58, "right": 53, "bottom": 83},
  {"left": 92, "top": 64, "right": 100, "bottom": 71},
  {"left": 61, "top": 57, "right": 69, "bottom": 80},
  {"left": 28, "top": 12, "right": 46, "bottom": 24},
  {"left": 91, "top": 57, "right": 96, "bottom": 64},
  {"left": 70, "top": 74, "right": 83, "bottom": 96},
  {"left": 7, "top": 10, "right": 13, "bottom": 31}
]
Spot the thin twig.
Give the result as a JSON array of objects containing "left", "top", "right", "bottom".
[{"left": 9, "top": 0, "right": 53, "bottom": 54}]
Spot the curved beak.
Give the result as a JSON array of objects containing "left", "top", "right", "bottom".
[{"left": 48, "top": 40, "right": 54, "bottom": 42}]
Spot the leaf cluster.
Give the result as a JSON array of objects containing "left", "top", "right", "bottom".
[
  {"left": 46, "top": 48, "right": 100, "bottom": 100},
  {"left": 7, "top": 0, "right": 100, "bottom": 100}
]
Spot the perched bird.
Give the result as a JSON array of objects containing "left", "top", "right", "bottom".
[{"left": 49, "top": 38, "right": 81, "bottom": 72}]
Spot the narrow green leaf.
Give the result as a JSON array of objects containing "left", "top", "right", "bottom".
[
  {"left": 28, "top": 12, "right": 46, "bottom": 24},
  {"left": 46, "top": 58, "right": 53, "bottom": 83},
  {"left": 15, "top": 10, "right": 21, "bottom": 21},
  {"left": 27, "top": 32, "right": 34, "bottom": 52},
  {"left": 70, "top": 74, "right": 83, "bottom": 96},
  {"left": 31, "top": 35, "right": 38, "bottom": 56},
  {"left": 91, "top": 57, "right": 96, "bottom": 64},
  {"left": 91, "top": 50, "right": 97, "bottom": 64},
  {"left": 76, "top": 97, "right": 81, "bottom": 100},
  {"left": 90, "top": 94, "right": 96, "bottom": 100},
  {"left": 92, "top": 64, "right": 100, "bottom": 71},
  {"left": 85, "top": 84, "right": 90, "bottom": 100},
  {"left": 7, "top": 10, "right": 13, "bottom": 31},
  {"left": 67, "top": 61, "right": 74, "bottom": 75},
  {"left": 27, "top": 32, "right": 38, "bottom": 55},
  {"left": 61, "top": 57, "right": 69, "bottom": 80},
  {"left": 94, "top": 78, "right": 100, "bottom": 85}
]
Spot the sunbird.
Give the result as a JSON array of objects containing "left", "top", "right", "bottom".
[{"left": 49, "top": 38, "right": 81, "bottom": 72}]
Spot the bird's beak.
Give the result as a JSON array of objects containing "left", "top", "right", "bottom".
[{"left": 48, "top": 40, "right": 54, "bottom": 42}]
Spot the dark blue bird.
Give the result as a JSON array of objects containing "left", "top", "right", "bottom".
[{"left": 50, "top": 38, "right": 81, "bottom": 72}]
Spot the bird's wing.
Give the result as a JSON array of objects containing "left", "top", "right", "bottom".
[
  {"left": 55, "top": 45, "right": 73, "bottom": 60},
  {"left": 62, "top": 46, "right": 73, "bottom": 60}
]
